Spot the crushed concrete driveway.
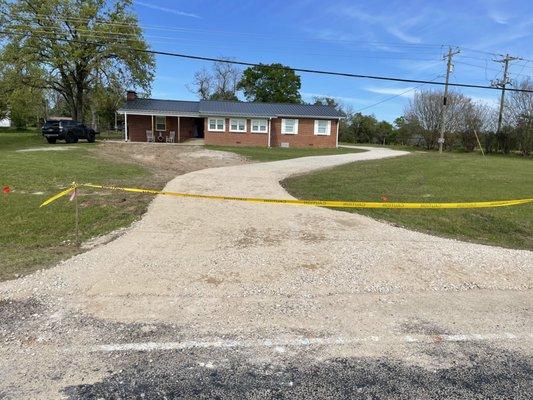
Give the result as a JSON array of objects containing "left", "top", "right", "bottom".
[{"left": 1, "top": 146, "right": 532, "bottom": 399}]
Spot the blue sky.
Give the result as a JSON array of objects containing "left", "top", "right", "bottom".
[{"left": 132, "top": 0, "right": 533, "bottom": 122}]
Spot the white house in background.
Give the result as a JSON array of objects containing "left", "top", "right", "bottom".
[{"left": 0, "top": 118, "right": 10, "bottom": 128}]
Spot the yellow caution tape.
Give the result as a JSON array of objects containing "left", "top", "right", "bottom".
[
  {"left": 39, "top": 182, "right": 533, "bottom": 209},
  {"left": 39, "top": 186, "right": 76, "bottom": 208}
]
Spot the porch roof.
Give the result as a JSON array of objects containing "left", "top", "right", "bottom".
[{"left": 118, "top": 98, "right": 346, "bottom": 119}]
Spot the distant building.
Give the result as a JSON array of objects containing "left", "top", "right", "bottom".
[{"left": 0, "top": 118, "right": 10, "bottom": 128}]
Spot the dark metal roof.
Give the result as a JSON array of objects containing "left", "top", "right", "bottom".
[
  {"left": 118, "top": 98, "right": 345, "bottom": 118},
  {"left": 118, "top": 98, "right": 200, "bottom": 115},
  {"left": 199, "top": 100, "right": 345, "bottom": 118}
]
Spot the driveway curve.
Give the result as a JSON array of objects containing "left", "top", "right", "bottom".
[{"left": 1, "top": 146, "right": 532, "bottom": 398}]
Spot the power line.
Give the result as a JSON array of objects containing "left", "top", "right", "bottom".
[
  {"left": 0, "top": 29, "right": 532, "bottom": 93},
  {"left": 6, "top": 12, "right": 531, "bottom": 63},
  {"left": 454, "top": 61, "right": 531, "bottom": 78},
  {"left": 14, "top": 13, "right": 449, "bottom": 49},
  {"left": 356, "top": 75, "right": 442, "bottom": 112},
  {"left": 1, "top": 26, "right": 445, "bottom": 62}
]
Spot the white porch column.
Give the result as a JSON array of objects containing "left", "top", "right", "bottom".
[
  {"left": 336, "top": 118, "right": 340, "bottom": 148},
  {"left": 268, "top": 118, "right": 272, "bottom": 148},
  {"left": 178, "top": 116, "right": 181, "bottom": 142},
  {"left": 124, "top": 113, "right": 128, "bottom": 141}
]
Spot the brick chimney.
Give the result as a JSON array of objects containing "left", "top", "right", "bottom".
[{"left": 126, "top": 90, "right": 137, "bottom": 101}]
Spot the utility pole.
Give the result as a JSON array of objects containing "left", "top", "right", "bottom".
[
  {"left": 493, "top": 54, "right": 522, "bottom": 134},
  {"left": 438, "top": 46, "right": 460, "bottom": 153}
]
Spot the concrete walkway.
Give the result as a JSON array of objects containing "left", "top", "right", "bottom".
[{"left": 1, "top": 146, "right": 532, "bottom": 398}]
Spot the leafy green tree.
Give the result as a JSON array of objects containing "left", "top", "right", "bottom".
[
  {"left": 9, "top": 87, "right": 47, "bottom": 129},
  {"left": 237, "top": 63, "right": 301, "bottom": 103},
  {"left": 394, "top": 116, "right": 420, "bottom": 145},
  {"left": 313, "top": 97, "right": 339, "bottom": 107},
  {"left": 0, "top": 62, "right": 47, "bottom": 128},
  {"left": 375, "top": 120, "right": 394, "bottom": 145},
  {"left": 89, "top": 79, "right": 125, "bottom": 130},
  {"left": 349, "top": 113, "right": 378, "bottom": 143},
  {"left": 209, "top": 90, "right": 238, "bottom": 101},
  {"left": 0, "top": 0, "right": 155, "bottom": 122}
]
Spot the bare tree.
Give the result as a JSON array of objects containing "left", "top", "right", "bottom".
[
  {"left": 189, "top": 60, "right": 241, "bottom": 101},
  {"left": 461, "top": 101, "right": 492, "bottom": 151},
  {"left": 507, "top": 79, "right": 533, "bottom": 155},
  {"left": 189, "top": 69, "right": 213, "bottom": 100},
  {"left": 212, "top": 61, "right": 240, "bottom": 99},
  {"left": 405, "top": 90, "right": 472, "bottom": 150}
]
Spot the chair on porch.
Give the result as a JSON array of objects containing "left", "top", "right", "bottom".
[
  {"left": 146, "top": 130, "right": 154, "bottom": 142},
  {"left": 166, "top": 131, "right": 176, "bottom": 143}
]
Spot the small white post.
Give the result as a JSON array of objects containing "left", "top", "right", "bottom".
[
  {"left": 336, "top": 118, "right": 340, "bottom": 148},
  {"left": 267, "top": 118, "right": 272, "bottom": 148},
  {"left": 74, "top": 187, "right": 80, "bottom": 248},
  {"left": 124, "top": 113, "right": 128, "bottom": 141},
  {"left": 178, "top": 116, "right": 181, "bottom": 142}
]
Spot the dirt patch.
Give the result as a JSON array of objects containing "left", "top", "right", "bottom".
[{"left": 89, "top": 142, "right": 247, "bottom": 187}]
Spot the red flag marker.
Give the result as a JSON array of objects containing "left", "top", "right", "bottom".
[
  {"left": 380, "top": 195, "right": 389, "bottom": 202},
  {"left": 2, "top": 186, "right": 10, "bottom": 194}
]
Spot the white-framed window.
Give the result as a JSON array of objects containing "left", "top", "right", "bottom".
[
  {"left": 155, "top": 116, "right": 166, "bottom": 131},
  {"left": 229, "top": 118, "right": 246, "bottom": 133},
  {"left": 314, "top": 120, "right": 331, "bottom": 135},
  {"left": 281, "top": 118, "right": 298, "bottom": 134},
  {"left": 251, "top": 119, "right": 268, "bottom": 133},
  {"left": 208, "top": 118, "right": 225, "bottom": 132}
]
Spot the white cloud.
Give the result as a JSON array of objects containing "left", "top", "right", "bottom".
[
  {"left": 311, "top": 29, "right": 358, "bottom": 42},
  {"left": 386, "top": 27, "right": 421, "bottom": 44},
  {"left": 488, "top": 10, "right": 510, "bottom": 25},
  {"left": 365, "top": 87, "right": 416, "bottom": 97},
  {"left": 302, "top": 92, "right": 367, "bottom": 104},
  {"left": 334, "top": 5, "right": 423, "bottom": 44},
  {"left": 135, "top": 1, "right": 200, "bottom": 19}
]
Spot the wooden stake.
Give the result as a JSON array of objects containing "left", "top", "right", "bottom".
[
  {"left": 473, "top": 129, "right": 485, "bottom": 157},
  {"left": 74, "top": 187, "right": 80, "bottom": 247}
]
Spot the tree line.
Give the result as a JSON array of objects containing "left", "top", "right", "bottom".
[
  {"left": 0, "top": 0, "right": 154, "bottom": 130},
  {"left": 399, "top": 82, "right": 532, "bottom": 156},
  {"left": 189, "top": 61, "right": 531, "bottom": 156}
]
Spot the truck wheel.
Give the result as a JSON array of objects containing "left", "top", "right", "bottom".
[
  {"left": 46, "top": 137, "right": 57, "bottom": 144},
  {"left": 87, "top": 132, "right": 96, "bottom": 143},
  {"left": 65, "top": 133, "right": 76, "bottom": 143}
]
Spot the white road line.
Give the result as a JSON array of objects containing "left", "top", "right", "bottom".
[{"left": 91, "top": 332, "right": 531, "bottom": 353}]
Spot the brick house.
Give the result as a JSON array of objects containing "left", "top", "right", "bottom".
[{"left": 117, "top": 91, "right": 345, "bottom": 148}]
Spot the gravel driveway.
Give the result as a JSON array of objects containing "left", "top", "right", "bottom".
[{"left": 1, "top": 146, "right": 532, "bottom": 399}]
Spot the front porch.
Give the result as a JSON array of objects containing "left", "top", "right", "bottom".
[{"left": 125, "top": 114, "right": 204, "bottom": 143}]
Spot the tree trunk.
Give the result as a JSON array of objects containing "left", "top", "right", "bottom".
[{"left": 72, "top": 81, "right": 85, "bottom": 122}]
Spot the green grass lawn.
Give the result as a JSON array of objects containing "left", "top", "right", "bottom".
[
  {"left": 99, "top": 129, "right": 126, "bottom": 140},
  {"left": 283, "top": 152, "right": 533, "bottom": 250},
  {"left": 206, "top": 145, "right": 364, "bottom": 162},
  {"left": 339, "top": 142, "right": 420, "bottom": 151},
  {"left": 0, "top": 130, "right": 152, "bottom": 281}
]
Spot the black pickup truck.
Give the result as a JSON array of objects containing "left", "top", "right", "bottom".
[{"left": 41, "top": 119, "right": 98, "bottom": 144}]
